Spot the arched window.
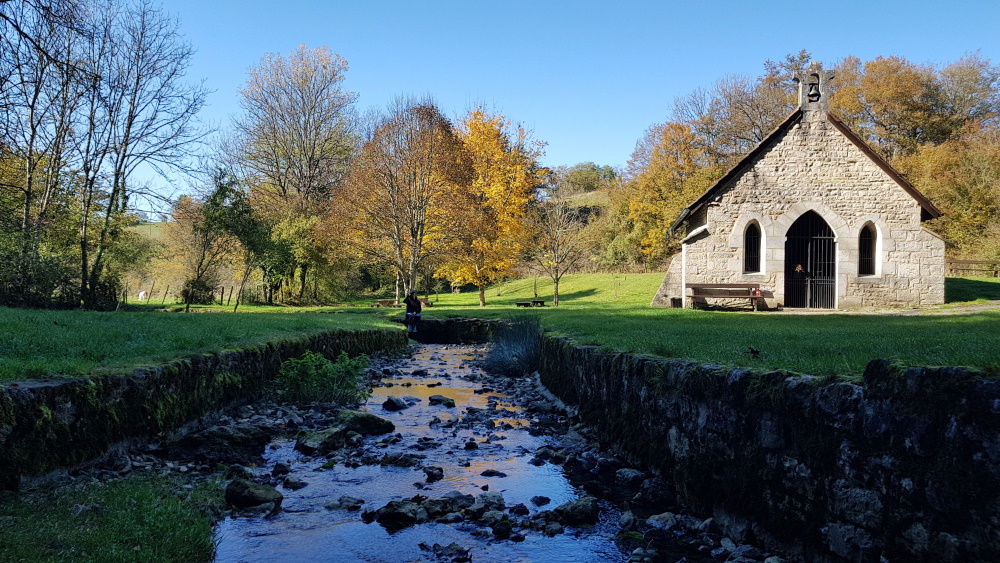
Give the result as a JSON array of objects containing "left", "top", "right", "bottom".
[
  {"left": 859, "top": 224, "right": 875, "bottom": 276},
  {"left": 744, "top": 223, "right": 761, "bottom": 273}
]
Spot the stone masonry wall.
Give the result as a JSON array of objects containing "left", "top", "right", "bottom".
[
  {"left": 0, "top": 328, "right": 409, "bottom": 489},
  {"left": 538, "top": 336, "right": 1000, "bottom": 562},
  {"left": 674, "top": 112, "right": 945, "bottom": 309}
]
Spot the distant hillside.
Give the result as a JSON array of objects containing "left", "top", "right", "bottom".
[
  {"left": 563, "top": 189, "right": 611, "bottom": 208},
  {"left": 131, "top": 221, "right": 166, "bottom": 241}
]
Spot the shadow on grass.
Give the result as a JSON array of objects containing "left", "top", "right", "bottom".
[
  {"left": 946, "top": 277, "right": 1000, "bottom": 303},
  {"left": 553, "top": 288, "right": 599, "bottom": 302}
]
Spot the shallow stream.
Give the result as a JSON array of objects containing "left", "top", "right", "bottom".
[{"left": 213, "top": 344, "right": 627, "bottom": 562}]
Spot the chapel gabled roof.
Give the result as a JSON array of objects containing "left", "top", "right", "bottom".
[{"left": 670, "top": 72, "right": 943, "bottom": 234}]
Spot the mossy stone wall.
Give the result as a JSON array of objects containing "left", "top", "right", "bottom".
[
  {"left": 538, "top": 336, "right": 1000, "bottom": 562},
  {"left": 404, "top": 318, "right": 498, "bottom": 344},
  {"left": 0, "top": 329, "right": 407, "bottom": 490}
]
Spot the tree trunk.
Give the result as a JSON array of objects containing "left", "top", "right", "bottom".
[
  {"left": 478, "top": 285, "right": 486, "bottom": 307},
  {"left": 299, "top": 263, "right": 308, "bottom": 300},
  {"left": 553, "top": 277, "right": 560, "bottom": 307},
  {"left": 233, "top": 266, "right": 252, "bottom": 312}
]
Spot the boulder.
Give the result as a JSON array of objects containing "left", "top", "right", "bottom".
[
  {"left": 442, "top": 490, "right": 476, "bottom": 511},
  {"left": 435, "top": 512, "right": 464, "bottom": 524},
  {"left": 335, "top": 410, "right": 395, "bottom": 435},
  {"left": 554, "top": 496, "right": 600, "bottom": 526},
  {"left": 382, "top": 396, "right": 409, "bottom": 411},
  {"left": 543, "top": 521, "right": 564, "bottom": 536},
  {"left": 646, "top": 511, "right": 680, "bottom": 530},
  {"left": 325, "top": 495, "right": 365, "bottom": 511},
  {"left": 225, "top": 478, "right": 283, "bottom": 516},
  {"left": 480, "top": 510, "right": 507, "bottom": 527},
  {"left": 620, "top": 510, "right": 637, "bottom": 530},
  {"left": 632, "top": 477, "right": 676, "bottom": 507},
  {"left": 164, "top": 424, "right": 272, "bottom": 466},
  {"left": 530, "top": 495, "right": 551, "bottom": 506},
  {"left": 628, "top": 547, "right": 659, "bottom": 563},
  {"left": 509, "top": 503, "right": 530, "bottom": 516},
  {"left": 283, "top": 476, "right": 308, "bottom": 490},
  {"left": 467, "top": 492, "right": 505, "bottom": 518},
  {"left": 374, "top": 500, "right": 424, "bottom": 531},
  {"left": 491, "top": 518, "right": 513, "bottom": 540},
  {"left": 428, "top": 395, "right": 456, "bottom": 408},
  {"left": 615, "top": 468, "right": 645, "bottom": 489},
  {"left": 294, "top": 427, "right": 348, "bottom": 455},
  {"left": 423, "top": 466, "right": 444, "bottom": 482},
  {"left": 418, "top": 542, "right": 469, "bottom": 561}
]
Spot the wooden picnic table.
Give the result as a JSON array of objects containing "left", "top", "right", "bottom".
[{"left": 515, "top": 299, "right": 547, "bottom": 307}]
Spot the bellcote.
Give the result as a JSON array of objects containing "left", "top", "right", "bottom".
[{"left": 794, "top": 62, "right": 835, "bottom": 117}]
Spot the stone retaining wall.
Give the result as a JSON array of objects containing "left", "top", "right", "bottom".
[
  {"left": 0, "top": 328, "right": 408, "bottom": 490},
  {"left": 538, "top": 336, "right": 1000, "bottom": 562},
  {"left": 405, "top": 318, "right": 498, "bottom": 344}
]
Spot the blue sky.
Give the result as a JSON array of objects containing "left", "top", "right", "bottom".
[{"left": 150, "top": 0, "right": 1000, "bottom": 201}]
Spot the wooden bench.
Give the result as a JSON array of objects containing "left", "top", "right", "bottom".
[
  {"left": 687, "top": 283, "right": 764, "bottom": 311},
  {"left": 515, "top": 301, "right": 532, "bottom": 307},
  {"left": 531, "top": 299, "right": 546, "bottom": 307},
  {"left": 947, "top": 260, "right": 1000, "bottom": 278},
  {"left": 375, "top": 299, "right": 399, "bottom": 308},
  {"left": 418, "top": 297, "right": 432, "bottom": 307}
]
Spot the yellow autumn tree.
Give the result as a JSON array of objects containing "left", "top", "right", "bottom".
[
  {"left": 626, "top": 122, "right": 721, "bottom": 265},
  {"left": 896, "top": 123, "right": 1000, "bottom": 258},
  {"left": 437, "top": 109, "right": 542, "bottom": 306}
]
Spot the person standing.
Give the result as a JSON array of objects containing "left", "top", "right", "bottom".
[{"left": 403, "top": 289, "right": 422, "bottom": 333}]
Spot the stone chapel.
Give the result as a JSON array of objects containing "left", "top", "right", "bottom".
[{"left": 651, "top": 63, "right": 946, "bottom": 310}]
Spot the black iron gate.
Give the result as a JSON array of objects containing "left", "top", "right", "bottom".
[{"left": 784, "top": 211, "right": 836, "bottom": 308}]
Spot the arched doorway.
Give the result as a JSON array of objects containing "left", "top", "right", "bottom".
[{"left": 784, "top": 211, "right": 836, "bottom": 308}]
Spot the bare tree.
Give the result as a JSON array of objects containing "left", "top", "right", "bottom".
[
  {"left": 229, "top": 44, "right": 357, "bottom": 299},
  {"left": 74, "top": 0, "right": 209, "bottom": 308},
  {"left": 530, "top": 195, "right": 592, "bottom": 306},
  {"left": 234, "top": 44, "right": 357, "bottom": 203},
  {"left": 0, "top": 1, "right": 82, "bottom": 302},
  {"left": 164, "top": 195, "right": 232, "bottom": 312},
  {"left": 346, "top": 97, "right": 467, "bottom": 296}
]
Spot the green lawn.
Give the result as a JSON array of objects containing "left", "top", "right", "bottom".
[
  {"left": 1, "top": 273, "right": 998, "bottom": 381},
  {"left": 416, "top": 273, "right": 1000, "bottom": 377},
  {"left": 0, "top": 307, "right": 395, "bottom": 381},
  {"left": 944, "top": 276, "right": 1000, "bottom": 302}
]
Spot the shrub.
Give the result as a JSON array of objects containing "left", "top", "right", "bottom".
[
  {"left": 483, "top": 316, "right": 542, "bottom": 376},
  {"left": 275, "top": 350, "right": 371, "bottom": 403},
  {"left": 180, "top": 278, "right": 216, "bottom": 305}
]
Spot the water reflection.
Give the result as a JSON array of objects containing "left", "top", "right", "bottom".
[{"left": 213, "top": 345, "right": 625, "bottom": 563}]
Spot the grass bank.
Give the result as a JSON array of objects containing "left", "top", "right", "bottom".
[
  {"left": 416, "top": 273, "right": 1000, "bottom": 377},
  {"left": 0, "top": 308, "right": 395, "bottom": 382},
  {"left": 0, "top": 473, "right": 222, "bottom": 561},
  {"left": 2, "top": 274, "right": 998, "bottom": 381}
]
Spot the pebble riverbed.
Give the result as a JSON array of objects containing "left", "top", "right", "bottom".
[{"left": 212, "top": 344, "right": 630, "bottom": 563}]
